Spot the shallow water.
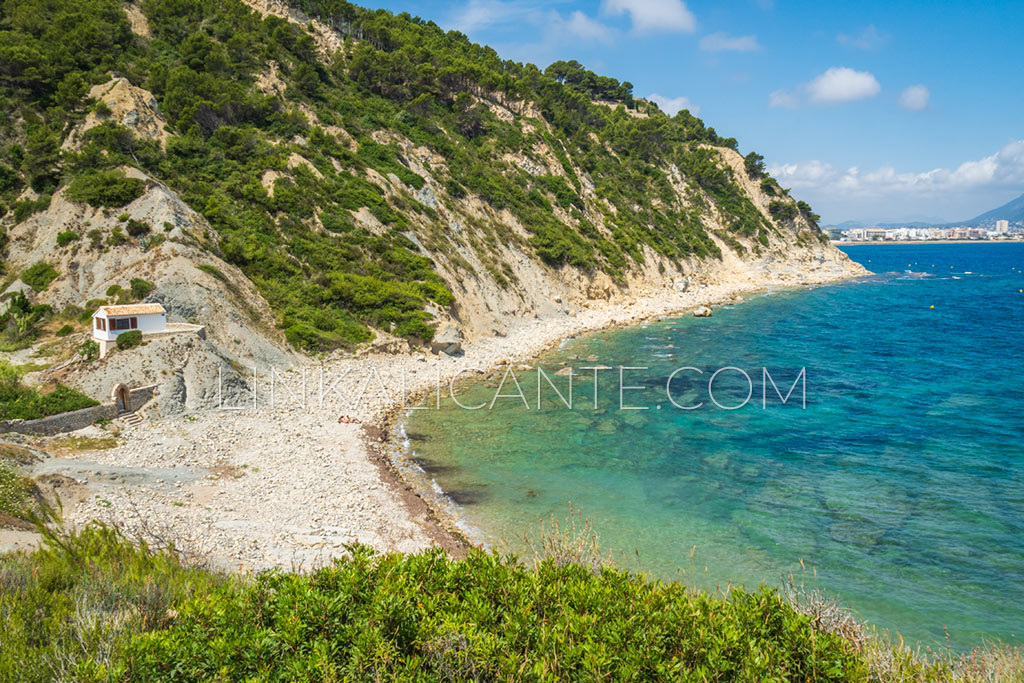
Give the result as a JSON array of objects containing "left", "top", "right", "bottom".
[{"left": 406, "top": 243, "right": 1024, "bottom": 648}]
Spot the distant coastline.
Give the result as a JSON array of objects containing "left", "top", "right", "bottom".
[{"left": 837, "top": 239, "right": 1024, "bottom": 246}]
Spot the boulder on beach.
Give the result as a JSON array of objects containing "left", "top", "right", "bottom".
[
  {"left": 693, "top": 305, "right": 713, "bottom": 318},
  {"left": 430, "top": 323, "right": 462, "bottom": 355}
]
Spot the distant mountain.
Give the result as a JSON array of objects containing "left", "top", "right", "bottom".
[
  {"left": 829, "top": 196, "right": 1024, "bottom": 230},
  {"left": 964, "top": 192, "right": 1024, "bottom": 226},
  {"left": 876, "top": 221, "right": 937, "bottom": 229},
  {"left": 826, "top": 219, "right": 945, "bottom": 230}
]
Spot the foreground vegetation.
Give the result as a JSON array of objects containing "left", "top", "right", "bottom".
[{"left": 0, "top": 520, "right": 1020, "bottom": 681}]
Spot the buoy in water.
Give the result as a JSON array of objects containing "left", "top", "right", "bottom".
[{"left": 929, "top": 305, "right": 935, "bottom": 309}]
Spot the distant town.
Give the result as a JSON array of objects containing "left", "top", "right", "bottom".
[{"left": 825, "top": 219, "right": 1024, "bottom": 243}]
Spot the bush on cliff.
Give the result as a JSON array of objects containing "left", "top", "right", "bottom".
[
  {"left": 0, "top": 360, "right": 99, "bottom": 420},
  {"left": 115, "top": 330, "right": 143, "bottom": 350},
  {"left": 65, "top": 170, "right": 145, "bottom": 208},
  {"left": 19, "top": 261, "right": 58, "bottom": 292}
]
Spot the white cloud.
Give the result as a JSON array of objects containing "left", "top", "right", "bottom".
[
  {"left": 770, "top": 67, "right": 881, "bottom": 108},
  {"left": 699, "top": 32, "right": 759, "bottom": 52},
  {"left": 900, "top": 84, "right": 930, "bottom": 111},
  {"left": 807, "top": 67, "right": 880, "bottom": 104},
  {"left": 565, "top": 10, "right": 614, "bottom": 43},
  {"left": 770, "top": 140, "right": 1024, "bottom": 199},
  {"left": 837, "top": 25, "right": 886, "bottom": 50},
  {"left": 768, "top": 89, "right": 798, "bottom": 109},
  {"left": 448, "top": 0, "right": 532, "bottom": 32},
  {"left": 648, "top": 93, "right": 700, "bottom": 116},
  {"left": 602, "top": 0, "right": 696, "bottom": 34},
  {"left": 445, "top": 1, "right": 615, "bottom": 59}
]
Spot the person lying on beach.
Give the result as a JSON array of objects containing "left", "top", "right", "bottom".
[{"left": 338, "top": 415, "right": 361, "bottom": 424}]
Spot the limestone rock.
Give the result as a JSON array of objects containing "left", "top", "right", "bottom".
[
  {"left": 693, "top": 305, "right": 713, "bottom": 318},
  {"left": 430, "top": 323, "right": 462, "bottom": 356}
]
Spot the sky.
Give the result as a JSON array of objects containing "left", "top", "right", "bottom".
[{"left": 363, "top": 0, "right": 1024, "bottom": 224}]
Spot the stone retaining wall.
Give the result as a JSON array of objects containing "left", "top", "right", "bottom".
[
  {"left": 0, "top": 384, "right": 159, "bottom": 436},
  {"left": 0, "top": 403, "right": 119, "bottom": 436}
]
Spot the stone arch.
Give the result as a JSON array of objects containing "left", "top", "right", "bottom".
[{"left": 111, "top": 383, "right": 131, "bottom": 412}]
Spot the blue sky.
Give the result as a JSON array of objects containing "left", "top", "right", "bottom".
[{"left": 364, "top": 0, "right": 1023, "bottom": 224}]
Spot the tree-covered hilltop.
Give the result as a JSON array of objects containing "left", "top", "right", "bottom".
[{"left": 0, "top": 0, "right": 823, "bottom": 353}]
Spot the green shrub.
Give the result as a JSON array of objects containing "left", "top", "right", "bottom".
[
  {"left": 125, "top": 544, "right": 865, "bottom": 681},
  {"left": 0, "top": 526, "right": 224, "bottom": 682},
  {"left": 1, "top": 523, "right": 1021, "bottom": 682},
  {"left": 20, "top": 261, "right": 58, "bottom": 292},
  {"left": 125, "top": 219, "right": 150, "bottom": 237},
  {"left": 130, "top": 278, "right": 155, "bottom": 299},
  {"left": 197, "top": 264, "right": 225, "bottom": 280},
  {"left": 55, "top": 324, "right": 74, "bottom": 337},
  {"left": 796, "top": 200, "right": 821, "bottom": 224},
  {"left": 11, "top": 194, "right": 51, "bottom": 222},
  {"left": 78, "top": 338, "right": 99, "bottom": 360},
  {"left": 106, "top": 284, "right": 123, "bottom": 297},
  {"left": 0, "top": 292, "right": 49, "bottom": 350},
  {"left": 769, "top": 200, "right": 799, "bottom": 223},
  {"left": 0, "top": 164, "right": 18, "bottom": 193},
  {"left": 0, "top": 462, "right": 36, "bottom": 520},
  {"left": 744, "top": 151, "right": 766, "bottom": 178},
  {"left": 56, "top": 230, "right": 79, "bottom": 247},
  {"left": 108, "top": 227, "right": 128, "bottom": 246},
  {"left": 65, "top": 170, "right": 145, "bottom": 208},
  {"left": 0, "top": 360, "right": 99, "bottom": 420},
  {"left": 115, "top": 330, "right": 142, "bottom": 350}
]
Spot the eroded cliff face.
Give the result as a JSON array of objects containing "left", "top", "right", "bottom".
[
  {"left": 6, "top": 73, "right": 861, "bottom": 351},
  {"left": 0, "top": 0, "right": 865, "bottom": 413}
]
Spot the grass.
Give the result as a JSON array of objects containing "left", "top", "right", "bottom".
[
  {"left": 0, "top": 463, "right": 38, "bottom": 522},
  {"left": 0, "top": 514, "right": 1020, "bottom": 681},
  {"left": 49, "top": 436, "right": 119, "bottom": 452},
  {"left": 0, "top": 524, "right": 223, "bottom": 681},
  {"left": 0, "top": 443, "right": 39, "bottom": 466}
]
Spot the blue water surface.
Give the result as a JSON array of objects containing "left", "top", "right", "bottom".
[{"left": 406, "top": 243, "right": 1024, "bottom": 648}]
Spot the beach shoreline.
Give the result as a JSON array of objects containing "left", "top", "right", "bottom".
[
  {"left": 43, "top": 265, "right": 867, "bottom": 571},
  {"left": 367, "top": 270, "right": 872, "bottom": 556}
]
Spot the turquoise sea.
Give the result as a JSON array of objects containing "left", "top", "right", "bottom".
[{"left": 405, "top": 243, "right": 1024, "bottom": 649}]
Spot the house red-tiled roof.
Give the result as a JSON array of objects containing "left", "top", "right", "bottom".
[{"left": 96, "top": 303, "right": 166, "bottom": 316}]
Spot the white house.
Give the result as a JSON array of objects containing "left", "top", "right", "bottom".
[{"left": 92, "top": 303, "right": 166, "bottom": 357}]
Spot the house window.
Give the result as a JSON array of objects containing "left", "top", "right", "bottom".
[
  {"left": 96, "top": 318, "right": 106, "bottom": 331},
  {"left": 112, "top": 318, "right": 132, "bottom": 331}
]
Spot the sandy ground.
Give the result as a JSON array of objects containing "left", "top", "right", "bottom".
[{"left": 5, "top": 272, "right": 864, "bottom": 570}]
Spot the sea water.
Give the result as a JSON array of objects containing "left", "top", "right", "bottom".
[{"left": 405, "top": 243, "right": 1024, "bottom": 648}]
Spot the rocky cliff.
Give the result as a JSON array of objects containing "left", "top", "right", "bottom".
[{"left": 0, "top": 0, "right": 864, "bottom": 411}]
